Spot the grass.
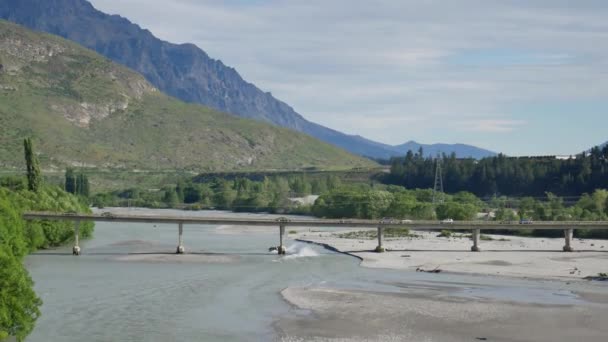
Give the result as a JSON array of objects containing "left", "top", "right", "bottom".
[{"left": 437, "top": 230, "right": 453, "bottom": 238}]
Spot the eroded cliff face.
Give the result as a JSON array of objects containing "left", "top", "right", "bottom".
[{"left": 0, "top": 22, "right": 157, "bottom": 128}]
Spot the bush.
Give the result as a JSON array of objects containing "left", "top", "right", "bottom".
[{"left": 438, "top": 230, "right": 453, "bottom": 238}]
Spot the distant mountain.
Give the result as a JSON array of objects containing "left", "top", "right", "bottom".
[
  {"left": 392, "top": 141, "right": 496, "bottom": 159},
  {"left": 0, "top": 20, "right": 374, "bottom": 171},
  {"left": 0, "top": 0, "right": 495, "bottom": 159}
]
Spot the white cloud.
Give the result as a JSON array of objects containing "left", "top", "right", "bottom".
[
  {"left": 462, "top": 120, "right": 527, "bottom": 133},
  {"left": 88, "top": 0, "right": 608, "bottom": 155}
]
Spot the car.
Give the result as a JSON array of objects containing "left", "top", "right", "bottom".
[
  {"left": 519, "top": 218, "right": 533, "bottom": 224},
  {"left": 380, "top": 217, "right": 397, "bottom": 224},
  {"left": 400, "top": 219, "right": 413, "bottom": 224},
  {"left": 441, "top": 218, "right": 454, "bottom": 224},
  {"left": 101, "top": 212, "right": 114, "bottom": 217}
]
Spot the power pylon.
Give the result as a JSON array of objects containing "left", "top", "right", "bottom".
[{"left": 432, "top": 156, "right": 444, "bottom": 205}]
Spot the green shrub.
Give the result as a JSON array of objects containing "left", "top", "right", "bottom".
[
  {"left": 0, "top": 246, "right": 42, "bottom": 341},
  {"left": 438, "top": 230, "right": 452, "bottom": 238}
]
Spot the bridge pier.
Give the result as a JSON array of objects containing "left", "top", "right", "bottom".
[
  {"left": 375, "top": 227, "right": 385, "bottom": 253},
  {"left": 471, "top": 229, "right": 481, "bottom": 252},
  {"left": 563, "top": 228, "right": 574, "bottom": 252},
  {"left": 278, "top": 225, "right": 286, "bottom": 255},
  {"left": 72, "top": 220, "right": 81, "bottom": 255},
  {"left": 176, "top": 222, "right": 185, "bottom": 254}
]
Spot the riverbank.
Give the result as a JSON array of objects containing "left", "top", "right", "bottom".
[
  {"left": 292, "top": 229, "right": 608, "bottom": 280},
  {"left": 276, "top": 284, "right": 608, "bottom": 342},
  {"left": 273, "top": 229, "right": 608, "bottom": 340}
]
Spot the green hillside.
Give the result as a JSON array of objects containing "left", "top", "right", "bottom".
[{"left": 0, "top": 20, "right": 375, "bottom": 171}]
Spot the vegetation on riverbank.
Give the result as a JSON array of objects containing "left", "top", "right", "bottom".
[
  {"left": 91, "top": 173, "right": 345, "bottom": 214},
  {"left": 88, "top": 168, "right": 608, "bottom": 234},
  {"left": 0, "top": 140, "right": 93, "bottom": 341},
  {"left": 0, "top": 184, "right": 93, "bottom": 341}
]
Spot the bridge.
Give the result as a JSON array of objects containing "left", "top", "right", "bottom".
[{"left": 22, "top": 211, "right": 608, "bottom": 255}]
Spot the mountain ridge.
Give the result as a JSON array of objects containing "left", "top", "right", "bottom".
[{"left": 0, "top": 0, "right": 497, "bottom": 159}]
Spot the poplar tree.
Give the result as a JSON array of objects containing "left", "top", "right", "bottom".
[
  {"left": 81, "top": 175, "right": 90, "bottom": 197},
  {"left": 23, "top": 138, "right": 42, "bottom": 192},
  {"left": 75, "top": 174, "right": 82, "bottom": 195},
  {"left": 65, "top": 169, "right": 76, "bottom": 194}
]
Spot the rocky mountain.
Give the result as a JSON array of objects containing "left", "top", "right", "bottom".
[
  {"left": 0, "top": 20, "right": 374, "bottom": 171},
  {"left": 0, "top": 0, "right": 496, "bottom": 159}
]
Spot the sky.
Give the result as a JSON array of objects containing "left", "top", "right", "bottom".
[{"left": 88, "top": 0, "right": 608, "bottom": 156}]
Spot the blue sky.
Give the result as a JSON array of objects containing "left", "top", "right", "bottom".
[{"left": 89, "top": 0, "right": 608, "bottom": 156}]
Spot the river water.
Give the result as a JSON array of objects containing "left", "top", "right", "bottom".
[{"left": 23, "top": 208, "right": 593, "bottom": 341}]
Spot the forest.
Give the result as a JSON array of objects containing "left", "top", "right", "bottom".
[{"left": 382, "top": 145, "right": 608, "bottom": 197}]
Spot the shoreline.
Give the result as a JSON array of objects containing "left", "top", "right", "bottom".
[
  {"left": 292, "top": 229, "right": 608, "bottom": 281},
  {"left": 275, "top": 283, "right": 608, "bottom": 342},
  {"left": 275, "top": 229, "right": 608, "bottom": 340}
]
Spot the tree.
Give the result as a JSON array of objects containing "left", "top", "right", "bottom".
[
  {"left": 311, "top": 178, "right": 328, "bottom": 194},
  {"left": 175, "top": 181, "right": 185, "bottom": 202},
  {"left": 23, "top": 138, "right": 42, "bottom": 193},
  {"left": 183, "top": 185, "right": 202, "bottom": 204},
  {"left": 162, "top": 188, "right": 179, "bottom": 207},
  {"left": 76, "top": 174, "right": 89, "bottom": 197},
  {"left": 591, "top": 189, "right": 608, "bottom": 214},
  {"left": 0, "top": 246, "right": 42, "bottom": 342},
  {"left": 64, "top": 169, "right": 76, "bottom": 194},
  {"left": 435, "top": 202, "right": 478, "bottom": 220},
  {"left": 81, "top": 175, "right": 90, "bottom": 197},
  {"left": 66, "top": 171, "right": 89, "bottom": 197},
  {"left": 75, "top": 174, "right": 82, "bottom": 195}
]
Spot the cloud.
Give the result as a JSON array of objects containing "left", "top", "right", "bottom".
[
  {"left": 462, "top": 120, "right": 527, "bottom": 133},
  {"left": 88, "top": 0, "right": 608, "bottom": 155}
]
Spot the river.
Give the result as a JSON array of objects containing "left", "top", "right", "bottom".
[{"left": 23, "top": 208, "right": 603, "bottom": 341}]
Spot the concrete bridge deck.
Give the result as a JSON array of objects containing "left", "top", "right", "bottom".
[{"left": 22, "top": 211, "right": 608, "bottom": 255}]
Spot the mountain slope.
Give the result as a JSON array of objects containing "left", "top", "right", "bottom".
[
  {"left": 0, "top": 20, "right": 375, "bottom": 171},
  {"left": 0, "top": 0, "right": 496, "bottom": 159}
]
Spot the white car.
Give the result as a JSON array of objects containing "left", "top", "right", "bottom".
[
  {"left": 400, "top": 219, "right": 413, "bottom": 224},
  {"left": 380, "top": 217, "right": 397, "bottom": 224},
  {"left": 441, "top": 218, "right": 454, "bottom": 224}
]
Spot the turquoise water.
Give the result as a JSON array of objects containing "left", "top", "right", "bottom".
[{"left": 24, "top": 209, "right": 594, "bottom": 341}]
